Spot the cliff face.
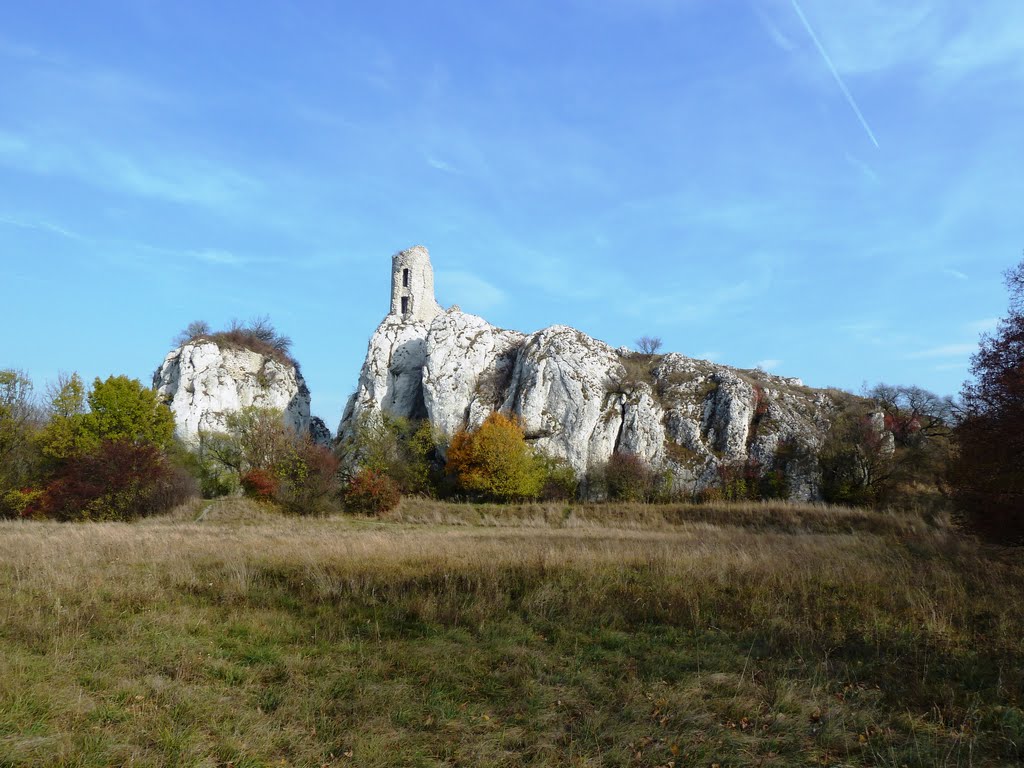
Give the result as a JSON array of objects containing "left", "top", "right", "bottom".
[
  {"left": 340, "top": 308, "right": 838, "bottom": 500},
  {"left": 154, "top": 341, "right": 314, "bottom": 444}
]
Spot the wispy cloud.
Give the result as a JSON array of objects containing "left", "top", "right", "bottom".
[
  {"left": 775, "top": 1, "right": 1024, "bottom": 86},
  {"left": 756, "top": 359, "right": 782, "bottom": 371},
  {"left": 909, "top": 343, "right": 976, "bottom": 359},
  {"left": 789, "top": 0, "right": 879, "bottom": 147},
  {"left": 0, "top": 211, "right": 250, "bottom": 268},
  {"left": 752, "top": 4, "right": 797, "bottom": 51},
  {"left": 425, "top": 154, "right": 463, "bottom": 175},
  {"left": 191, "top": 249, "right": 246, "bottom": 266},
  {"left": 436, "top": 270, "right": 507, "bottom": 312},
  {"left": 844, "top": 152, "right": 879, "bottom": 184},
  {"left": 942, "top": 267, "right": 968, "bottom": 280},
  {"left": 0, "top": 129, "right": 259, "bottom": 209},
  {"left": 0, "top": 213, "right": 89, "bottom": 242}
]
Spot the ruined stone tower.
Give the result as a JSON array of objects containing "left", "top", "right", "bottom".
[{"left": 390, "top": 245, "right": 442, "bottom": 323}]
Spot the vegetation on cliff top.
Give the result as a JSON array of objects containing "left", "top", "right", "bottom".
[{"left": 173, "top": 316, "right": 296, "bottom": 368}]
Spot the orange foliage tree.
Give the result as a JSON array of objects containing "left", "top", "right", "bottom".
[{"left": 446, "top": 412, "right": 544, "bottom": 501}]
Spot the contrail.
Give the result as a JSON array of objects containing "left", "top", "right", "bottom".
[{"left": 790, "top": 0, "right": 879, "bottom": 148}]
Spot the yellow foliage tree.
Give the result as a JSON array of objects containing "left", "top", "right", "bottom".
[{"left": 446, "top": 412, "right": 544, "bottom": 501}]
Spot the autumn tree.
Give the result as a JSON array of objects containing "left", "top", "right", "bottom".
[
  {"left": 949, "top": 260, "right": 1024, "bottom": 543},
  {"left": 446, "top": 412, "right": 544, "bottom": 501},
  {"left": 866, "top": 383, "right": 955, "bottom": 505},
  {"left": 818, "top": 400, "right": 894, "bottom": 507}
]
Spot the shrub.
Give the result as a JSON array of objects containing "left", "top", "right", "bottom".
[
  {"left": 174, "top": 317, "right": 295, "bottom": 367},
  {"left": 177, "top": 447, "right": 238, "bottom": 498},
  {"left": 446, "top": 413, "right": 544, "bottom": 501},
  {"left": 604, "top": 451, "right": 655, "bottom": 502},
  {"left": 0, "top": 487, "right": 44, "bottom": 519},
  {"left": 339, "top": 414, "right": 438, "bottom": 495},
  {"left": 344, "top": 468, "right": 401, "bottom": 515},
  {"left": 538, "top": 455, "right": 579, "bottom": 501},
  {"left": 41, "top": 439, "right": 197, "bottom": 521},
  {"left": 714, "top": 459, "right": 762, "bottom": 501},
  {"left": 241, "top": 469, "right": 278, "bottom": 501},
  {"left": 274, "top": 440, "right": 341, "bottom": 515}
]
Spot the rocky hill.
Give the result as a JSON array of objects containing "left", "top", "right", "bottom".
[
  {"left": 340, "top": 246, "right": 859, "bottom": 500},
  {"left": 154, "top": 339, "right": 328, "bottom": 445}
]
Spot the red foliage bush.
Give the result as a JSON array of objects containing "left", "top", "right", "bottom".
[
  {"left": 274, "top": 440, "right": 341, "bottom": 515},
  {"left": 241, "top": 468, "right": 278, "bottom": 500},
  {"left": 344, "top": 468, "right": 401, "bottom": 515},
  {"left": 41, "top": 439, "right": 197, "bottom": 521}
]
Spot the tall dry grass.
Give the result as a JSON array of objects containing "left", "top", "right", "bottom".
[{"left": 1, "top": 498, "right": 1022, "bottom": 766}]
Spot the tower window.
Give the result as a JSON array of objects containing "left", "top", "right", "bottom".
[
  {"left": 401, "top": 296, "right": 409, "bottom": 314},
  {"left": 402, "top": 268, "right": 410, "bottom": 287}
]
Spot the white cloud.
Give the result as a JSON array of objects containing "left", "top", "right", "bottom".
[
  {"left": 909, "top": 343, "right": 976, "bottom": 359},
  {"left": 942, "top": 268, "right": 968, "bottom": 280},
  {"left": 756, "top": 359, "right": 782, "bottom": 371}
]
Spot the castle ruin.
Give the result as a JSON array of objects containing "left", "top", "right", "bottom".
[{"left": 390, "top": 245, "right": 443, "bottom": 324}]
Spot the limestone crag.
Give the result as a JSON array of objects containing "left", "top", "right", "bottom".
[
  {"left": 339, "top": 306, "right": 839, "bottom": 500},
  {"left": 154, "top": 341, "right": 314, "bottom": 444},
  {"left": 338, "top": 315, "right": 431, "bottom": 439},
  {"left": 424, "top": 310, "right": 526, "bottom": 437},
  {"left": 338, "top": 244, "right": 872, "bottom": 500}
]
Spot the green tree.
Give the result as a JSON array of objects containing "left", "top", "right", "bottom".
[
  {"left": 338, "top": 414, "right": 438, "bottom": 494},
  {"left": 446, "top": 412, "right": 544, "bottom": 501},
  {"left": 80, "top": 376, "right": 175, "bottom": 451},
  {"left": 818, "top": 402, "right": 894, "bottom": 507},
  {"left": 37, "top": 372, "right": 86, "bottom": 462}
]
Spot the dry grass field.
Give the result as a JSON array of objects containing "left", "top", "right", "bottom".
[{"left": 1, "top": 498, "right": 1022, "bottom": 767}]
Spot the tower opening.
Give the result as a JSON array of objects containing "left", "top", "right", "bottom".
[
  {"left": 402, "top": 268, "right": 410, "bottom": 287},
  {"left": 401, "top": 296, "right": 409, "bottom": 315}
]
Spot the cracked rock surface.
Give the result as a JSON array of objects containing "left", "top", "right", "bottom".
[
  {"left": 154, "top": 341, "right": 313, "bottom": 444},
  {"left": 340, "top": 308, "right": 860, "bottom": 500}
]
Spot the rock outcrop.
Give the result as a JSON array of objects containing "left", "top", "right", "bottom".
[
  {"left": 341, "top": 306, "right": 842, "bottom": 500},
  {"left": 154, "top": 341, "right": 316, "bottom": 444},
  {"left": 339, "top": 245, "right": 880, "bottom": 501}
]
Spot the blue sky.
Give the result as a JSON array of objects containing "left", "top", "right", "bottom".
[{"left": 2, "top": 0, "right": 1022, "bottom": 429}]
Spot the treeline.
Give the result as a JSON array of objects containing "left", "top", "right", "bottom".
[
  {"left": 2, "top": 261, "right": 1022, "bottom": 543},
  {"left": 0, "top": 373, "right": 194, "bottom": 520}
]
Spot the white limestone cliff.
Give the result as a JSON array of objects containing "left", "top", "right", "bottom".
[
  {"left": 338, "top": 306, "right": 843, "bottom": 500},
  {"left": 154, "top": 341, "right": 314, "bottom": 444},
  {"left": 337, "top": 244, "right": 874, "bottom": 501}
]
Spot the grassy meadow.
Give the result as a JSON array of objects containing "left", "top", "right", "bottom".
[{"left": 1, "top": 498, "right": 1023, "bottom": 767}]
